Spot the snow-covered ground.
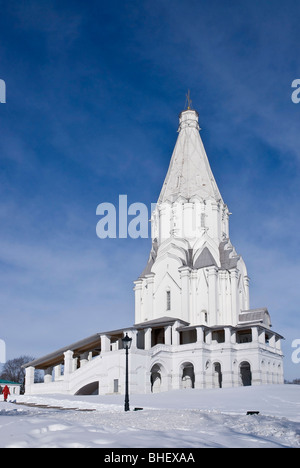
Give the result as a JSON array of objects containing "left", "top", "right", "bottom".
[{"left": 0, "top": 385, "right": 299, "bottom": 448}]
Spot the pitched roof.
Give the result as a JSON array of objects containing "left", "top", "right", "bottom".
[
  {"left": 135, "top": 316, "right": 189, "bottom": 329},
  {"left": 0, "top": 380, "right": 21, "bottom": 385},
  {"left": 219, "top": 239, "right": 240, "bottom": 270},
  {"left": 239, "top": 308, "right": 272, "bottom": 327},
  {"left": 23, "top": 333, "right": 103, "bottom": 369},
  {"left": 194, "top": 247, "right": 217, "bottom": 269}
]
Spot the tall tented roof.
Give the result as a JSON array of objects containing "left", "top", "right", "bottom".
[{"left": 158, "top": 109, "right": 223, "bottom": 204}]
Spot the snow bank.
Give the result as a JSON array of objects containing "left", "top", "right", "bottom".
[{"left": 0, "top": 385, "right": 299, "bottom": 448}]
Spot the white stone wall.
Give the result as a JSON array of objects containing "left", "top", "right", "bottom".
[
  {"left": 25, "top": 326, "right": 284, "bottom": 396},
  {"left": 135, "top": 109, "right": 251, "bottom": 328},
  {"left": 135, "top": 236, "right": 249, "bottom": 327}
]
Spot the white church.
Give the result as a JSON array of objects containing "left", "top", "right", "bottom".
[{"left": 24, "top": 104, "right": 284, "bottom": 395}]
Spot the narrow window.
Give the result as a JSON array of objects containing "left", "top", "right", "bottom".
[
  {"left": 201, "top": 213, "right": 206, "bottom": 228},
  {"left": 114, "top": 379, "right": 119, "bottom": 393},
  {"left": 166, "top": 290, "right": 171, "bottom": 311}
]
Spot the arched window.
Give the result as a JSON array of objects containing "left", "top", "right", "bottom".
[{"left": 166, "top": 290, "right": 171, "bottom": 311}]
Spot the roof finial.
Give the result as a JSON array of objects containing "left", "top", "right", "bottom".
[{"left": 185, "top": 89, "right": 192, "bottom": 110}]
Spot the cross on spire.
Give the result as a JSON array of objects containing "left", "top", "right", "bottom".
[{"left": 185, "top": 89, "right": 192, "bottom": 110}]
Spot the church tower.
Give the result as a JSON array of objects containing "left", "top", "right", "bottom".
[
  {"left": 135, "top": 106, "right": 250, "bottom": 327},
  {"left": 23, "top": 99, "right": 284, "bottom": 395}
]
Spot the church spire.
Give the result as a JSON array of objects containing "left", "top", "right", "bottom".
[{"left": 157, "top": 104, "right": 222, "bottom": 204}]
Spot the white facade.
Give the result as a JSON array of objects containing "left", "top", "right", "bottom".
[
  {"left": 135, "top": 110, "right": 249, "bottom": 328},
  {"left": 24, "top": 106, "right": 284, "bottom": 396}
]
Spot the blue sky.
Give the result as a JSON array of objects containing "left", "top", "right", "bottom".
[{"left": 0, "top": 0, "right": 300, "bottom": 380}]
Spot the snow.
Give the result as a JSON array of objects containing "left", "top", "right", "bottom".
[{"left": 0, "top": 385, "right": 299, "bottom": 448}]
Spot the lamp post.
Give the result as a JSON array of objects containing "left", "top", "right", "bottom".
[{"left": 122, "top": 333, "right": 132, "bottom": 412}]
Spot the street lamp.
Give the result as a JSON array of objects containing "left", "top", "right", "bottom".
[{"left": 122, "top": 333, "right": 132, "bottom": 412}]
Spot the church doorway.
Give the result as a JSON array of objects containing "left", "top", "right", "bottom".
[
  {"left": 150, "top": 364, "right": 162, "bottom": 393},
  {"left": 213, "top": 362, "right": 222, "bottom": 388},
  {"left": 181, "top": 362, "right": 195, "bottom": 389},
  {"left": 240, "top": 361, "right": 252, "bottom": 386}
]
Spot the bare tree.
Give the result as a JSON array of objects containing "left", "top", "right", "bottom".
[{"left": 0, "top": 356, "right": 43, "bottom": 393}]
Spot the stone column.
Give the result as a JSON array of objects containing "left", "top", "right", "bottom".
[
  {"left": 230, "top": 269, "right": 239, "bottom": 325},
  {"left": 164, "top": 325, "right": 172, "bottom": 345},
  {"left": 134, "top": 279, "right": 143, "bottom": 324},
  {"left": 222, "top": 331, "right": 234, "bottom": 388},
  {"left": 224, "top": 327, "right": 232, "bottom": 344},
  {"left": 205, "top": 330, "right": 212, "bottom": 345},
  {"left": 44, "top": 367, "right": 53, "bottom": 384},
  {"left": 251, "top": 326, "right": 259, "bottom": 343},
  {"left": 101, "top": 334, "right": 111, "bottom": 353},
  {"left": 196, "top": 326, "right": 204, "bottom": 343},
  {"left": 275, "top": 336, "right": 282, "bottom": 351},
  {"left": 211, "top": 201, "right": 221, "bottom": 240},
  {"left": 219, "top": 270, "right": 228, "bottom": 323},
  {"left": 64, "top": 350, "right": 74, "bottom": 375},
  {"left": 25, "top": 366, "right": 35, "bottom": 387},
  {"left": 172, "top": 321, "right": 180, "bottom": 345},
  {"left": 207, "top": 266, "right": 218, "bottom": 325},
  {"left": 179, "top": 266, "right": 191, "bottom": 322},
  {"left": 244, "top": 276, "right": 250, "bottom": 310},
  {"left": 145, "top": 274, "right": 155, "bottom": 320},
  {"left": 258, "top": 329, "right": 266, "bottom": 345},
  {"left": 144, "top": 328, "right": 152, "bottom": 350},
  {"left": 194, "top": 358, "right": 205, "bottom": 390},
  {"left": 72, "top": 357, "right": 78, "bottom": 372},
  {"left": 269, "top": 334, "right": 276, "bottom": 348},
  {"left": 190, "top": 270, "right": 198, "bottom": 324},
  {"left": 80, "top": 352, "right": 89, "bottom": 368},
  {"left": 54, "top": 364, "right": 61, "bottom": 381},
  {"left": 183, "top": 202, "right": 195, "bottom": 238}
]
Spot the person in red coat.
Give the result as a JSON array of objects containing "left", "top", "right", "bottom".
[{"left": 3, "top": 385, "right": 10, "bottom": 402}]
